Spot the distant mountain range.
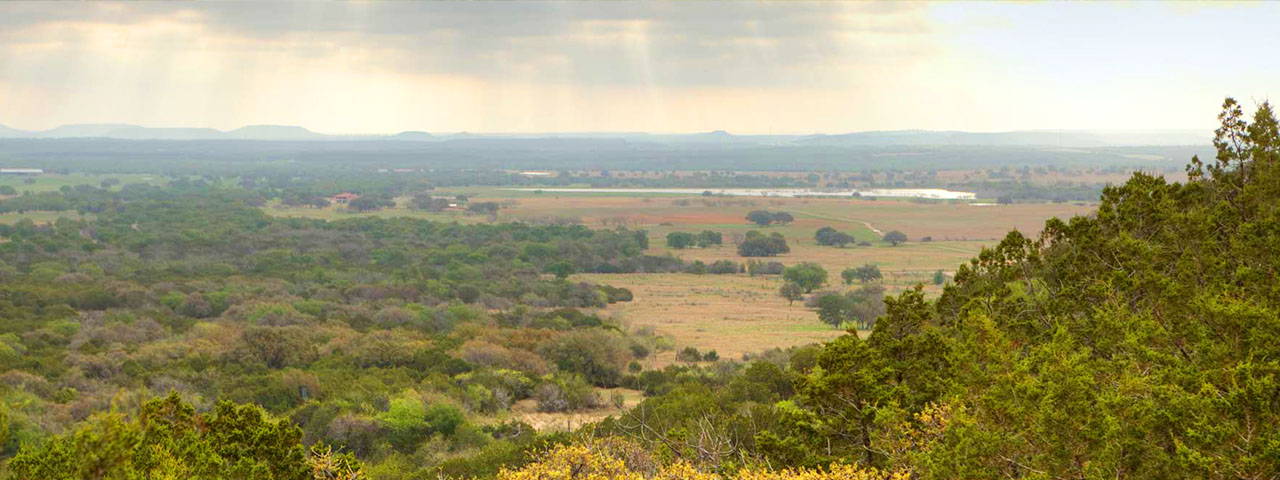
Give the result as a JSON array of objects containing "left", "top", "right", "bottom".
[
  {"left": 0, "top": 123, "right": 1210, "bottom": 146},
  {"left": 0, "top": 123, "right": 433, "bottom": 142},
  {"left": 793, "top": 129, "right": 1213, "bottom": 147}
]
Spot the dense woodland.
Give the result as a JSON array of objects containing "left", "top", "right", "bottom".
[{"left": 2, "top": 99, "right": 1279, "bottom": 479}]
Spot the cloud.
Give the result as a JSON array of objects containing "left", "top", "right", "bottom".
[
  {"left": 0, "top": 2, "right": 936, "bottom": 88},
  {"left": 1, "top": 2, "right": 1273, "bottom": 133}
]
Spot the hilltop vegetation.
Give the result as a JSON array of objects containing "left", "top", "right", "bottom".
[
  {"left": 0, "top": 190, "right": 689, "bottom": 477},
  {"left": 584, "top": 98, "right": 1280, "bottom": 478}
]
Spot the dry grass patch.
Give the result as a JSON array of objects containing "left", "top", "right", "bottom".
[
  {"left": 579, "top": 273, "right": 872, "bottom": 365},
  {"left": 508, "top": 387, "right": 645, "bottom": 432}
]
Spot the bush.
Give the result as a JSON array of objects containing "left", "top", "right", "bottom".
[
  {"left": 748, "top": 260, "right": 785, "bottom": 276},
  {"left": 746, "top": 210, "right": 794, "bottom": 226},
  {"left": 676, "top": 347, "right": 703, "bottom": 362},
  {"left": 696, "top": 230, "right": 723, "bottom": 247},
  {"left": 814, "top": 227, "right": 856, "bottom": 247},
  {"left": 666, "top": 232, "right": 696, "bottom": 249},
  {"left": 7, "top": 394, "right": 327, "bottom": 480},
  {"left": 706, "top": 260, "right": 739, "bottom": 274},
  {"left": 842, "top": 264, "right": 882, "bottom": 284},
  {"left": 538, "top": 329, "right": 631, "bottom": 387},
  {"left": 534, "top": 373, "right": 601, "bottom": 412},
  {"left": 601, "top": 285, "right": 634, "bottom": 303},
  {"left": 738, "top": 231, "right": 789, "bottom": 257}
]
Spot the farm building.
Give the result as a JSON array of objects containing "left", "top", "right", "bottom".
[{"left": 330, "top": 192, "right": 360, "bottom": 204}]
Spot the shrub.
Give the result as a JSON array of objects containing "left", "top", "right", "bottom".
[
  {"left": 534, "top": 373, "right": 601, "bottom": 412},
  {"left": 738, "top": 231, "right": 789, "bottom": 257},
  {"left": 7, "top": 394, "right": 328, "bottom": 480},
  {"left": 666, "top": 232, "right": 696, "bottom": 249},
  {"left": 706, "top": 260, "right": 739, "bottom": 274}
]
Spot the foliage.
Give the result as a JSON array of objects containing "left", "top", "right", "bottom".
[
  {"left": 5, "top": 394, "right": 344, "bottom": 480},
  {"left": 779, "top": 283, "right": 805, "bottom": 306},
  {"left": 745, "top": 211, "right": 793, "bottom": 227},
  {"left": 782, "top": 263, "right": 827, "bottom": 293},
  {"left": 841, "top": 264, "right": 882, "bottom": 284},
  {"left": 604, "top": 98, "right": 1280, "bottom": 478},
  {"left": 813, "top": 227, "right": 855, "bottom": 247},
  {"left": 737, "top": 231, "right": 789, "bottom": 257},
  {"left": 0, "top": 189, "right": 664, "bottom": 476},
  {"left": 667, "top": 232, "right": 696, "bottom": 249},
  {"left": 881, "top": 230, "right": 907, "bottom": 246},
  {"left": 496, "top": 439, "right": 907, "bottom": 480}
]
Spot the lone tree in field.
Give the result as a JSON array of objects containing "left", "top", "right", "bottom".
[
  {"left": 780, "top": 282, "right": 805, "bottom": 306},
  {"left": 883, "top": 230, "right": 908, "bottom": 246},
  {"left": 746, "top": 210, "right": 794, "bottom": 226},
  {"left": 815, "top": 226, "right": 855, "bottom": 247},
  {"left": 666, "top": 231, "right": 695, "bottom": 249},
  {"left": 783, "top": 262, "right": 828, "bottom": 293},
  {"left": 747, "top": 210, "right": 776, "bottom": 226},
  {"left": 815, "top": 293, "right": 854, "bottom": 327},
  {"left": 842, "top": 264, "right": 882, "bottom": 284},
  {"left": 696, "top": 230, "right": 723, "bottom": 247},
  {"left": 738, "top": 231, "right": 790, "bottom": 257}
]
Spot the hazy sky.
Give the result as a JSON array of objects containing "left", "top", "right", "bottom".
[{"left": 0, "top": 1, "right": 1276, "bottom": 134}]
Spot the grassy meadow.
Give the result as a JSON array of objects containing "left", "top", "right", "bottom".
[
  {"left": 380, "top": 191, "right": 1092, "bottom": 361},
  {"left": 1, "top": 178, "right": 1094, "bottom": 362}
]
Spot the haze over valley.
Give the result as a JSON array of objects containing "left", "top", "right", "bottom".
[{"left": 0, "top": 2, "right": 1278, "bottom": 480}]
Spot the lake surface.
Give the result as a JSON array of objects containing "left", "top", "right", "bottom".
[{"left": 506, "top": 187, "right": 977, "bottom": 200}]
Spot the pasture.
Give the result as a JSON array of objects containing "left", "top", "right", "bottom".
[
  {"left": 0, "top": 173, "right": 163, "bottom": 193},
  {"left": 263, "top": 190, "right": 1095, "bottom": 360}
]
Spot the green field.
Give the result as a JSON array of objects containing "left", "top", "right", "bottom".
[{"left": 0, "top": 173, "right": 164, "bottom": 193}]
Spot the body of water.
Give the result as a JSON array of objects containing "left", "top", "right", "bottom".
[{"left": 506, "top": 187, "right": 977, "bottom": 200}]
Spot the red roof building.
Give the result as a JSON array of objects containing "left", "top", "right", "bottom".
[{"left": 330, "top": 192, "right": 360, "bottom": 204}]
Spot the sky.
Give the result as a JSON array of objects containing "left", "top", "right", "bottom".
[{"left": 0, "top": 1, "right": 1276, "bottom": 135}]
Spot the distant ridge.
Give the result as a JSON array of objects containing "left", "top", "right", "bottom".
[
  {"left": 389, "top": 131, "right": 434, "bottom": 141},
  {"left": 0, "top": 123, "right": 1211, "bottom": 146},
  {"left": 95, "top": 126, "right": 226, "bottom": 140},
  {"left": 227, "top": 125, "right": 325, "bottom": 141},
  {"left": 796, "top": 129, "right": 1209, "bottom": 147},
  {"left": 0, "top": 124, "right": 29, "bottom": 138},
  {"left": 38, "top": 124, "right": 138, "bottom": 138}
]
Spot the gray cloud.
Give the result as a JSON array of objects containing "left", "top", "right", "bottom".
[{"left": 0, "top": 2, "right": 935, "bottom": 87}]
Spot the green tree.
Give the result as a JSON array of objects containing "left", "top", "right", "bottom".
[
  {"left": 882, "top": 230, "right": 908, "bottom": 246},
  {"left": 783, "top": 262, "right": 828, "bottom": 293},
  {"left": 348, "top": 195, "right": 394, "bottom": 212},
  {"left": 6, "top": 394, "right": 334, "bottom": 480},
  {"left": 844, "top": 264, "right": 882, "bottom": 283},
  {"left": 738, "top": 231, "right": 789, "bottom": 257},
  {"left": 746, "top": 210, "right": 775, "bottom": 226},
  {"left": 815, "top": 226, "right": 838, "bottom": 244},
  {"left": 666, "top": 231, "right": 695, "bottom": 249},
  {"left": 841, "top": 267, "right": 858, "bottom": 285},
  {"left": 815, "top": 294, "right": 854, "bottom": 327},
  {"left": 780, "top": 282, "right": 805, "bottom": 305},
  {"left": 467, "top": 201, "right": 500, "bottom": 215},
  {"left": 544, "top": 261, "right": 574, "bottom": 280},
  {"left": 696, "top": 230, "right": 723, "bottom": 247}
]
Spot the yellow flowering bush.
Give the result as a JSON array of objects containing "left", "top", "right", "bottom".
[{"left": 498, "top": 439, "right": 907, "bottom": 480}]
